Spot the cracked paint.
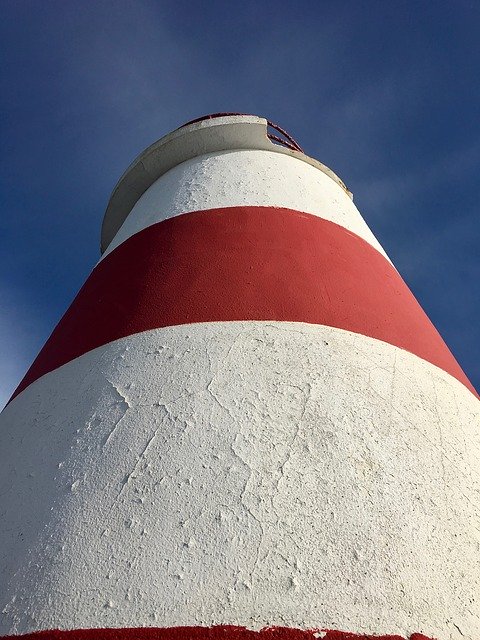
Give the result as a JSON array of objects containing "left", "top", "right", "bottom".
[{"left": 1, "top": 322, "right": 479, "bottom": 639}]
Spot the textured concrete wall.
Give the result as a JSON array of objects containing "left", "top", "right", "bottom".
[{"left": 1, "top": 323, "right": 479, "bottom": 639}]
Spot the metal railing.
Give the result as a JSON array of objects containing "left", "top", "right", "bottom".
[{"left": 181, "top": 112, "right": 304, "bottom": 153}]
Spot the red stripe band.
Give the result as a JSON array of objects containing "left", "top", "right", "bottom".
[
  {"left": 0, "top": 626, "right": 435, "bottom": 640},
  {"left": 12, "top": 207, "right": 477, "bottom": 400}
]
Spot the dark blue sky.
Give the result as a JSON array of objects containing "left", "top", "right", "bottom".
[{"left": 1, "top": 0, "right": 479, "bottom": 406}]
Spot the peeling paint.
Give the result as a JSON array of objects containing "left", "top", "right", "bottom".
[
  {"left": 0, "top": 625, "right": 436, "bottom": 640},
  {"left": 1, "top": 323, "right": 479, "bottom": 639}
]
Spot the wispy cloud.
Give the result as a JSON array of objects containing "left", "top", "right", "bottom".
[
  {"left": 355, "top": 138, "right": 480, "bottom": 215},
  {"left": 0, "top": 286, "right": 43, "bottom": 408}
]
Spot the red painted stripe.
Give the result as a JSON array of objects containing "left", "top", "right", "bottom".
[
  {"left": 0, "top": 626, "right": 435, "bottom": 640},
  {"left": 11, "top": 207, "right": 477, "bottom": 400}
]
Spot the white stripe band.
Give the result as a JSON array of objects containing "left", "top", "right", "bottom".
[
  {"left": 1, "top": 322, "right": 478, "bottom": 638},
  {"left": 102, "top": 151, "right": 389, "bottom": 260}
]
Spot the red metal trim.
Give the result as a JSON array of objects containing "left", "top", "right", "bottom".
[
  {"left": 180, "top": 112, "right": 247, "bottom": 126},
  {"left": 266, "top": 120, "right": 303, "bottom": 152}
]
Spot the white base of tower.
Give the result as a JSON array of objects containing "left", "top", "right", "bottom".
[{"left": 1, "top": 322, "right": 479, "bottom": 639}]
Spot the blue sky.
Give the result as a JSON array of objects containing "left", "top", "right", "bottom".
[{"left": 1, "top": 0, "right": 479, "bottom": 406}]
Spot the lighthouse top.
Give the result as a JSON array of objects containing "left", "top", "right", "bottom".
[{"left": 101, "top": 113, "right": 351, "bottom": 253}]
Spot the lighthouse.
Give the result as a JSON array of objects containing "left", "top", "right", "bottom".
[{"left": 0, "top": 114, "right": 479, "bottom": 640}]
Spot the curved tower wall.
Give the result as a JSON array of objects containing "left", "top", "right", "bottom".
[{"left": 1, "top": 115, "right": 479, "bottom": 640}]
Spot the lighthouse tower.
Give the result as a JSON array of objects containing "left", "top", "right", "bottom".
[{"left": 1, "top": 114, "right": 479, "bottom": 640}]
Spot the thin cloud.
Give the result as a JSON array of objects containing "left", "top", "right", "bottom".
[
  {"left": 0, "top": 286, "right": 42, "bottom": 409},
  {"left": 355, "top": 139, "right": 480, "bottom": 215}
]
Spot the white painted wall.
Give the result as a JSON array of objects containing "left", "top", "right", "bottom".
[
  {"left": 1, "top": 322, "right": 479, "bottom": 639},
  {"left": 101, "top": 150, "right": 389, "bottom": 260}
]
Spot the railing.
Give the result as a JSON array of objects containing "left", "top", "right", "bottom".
[{"left": 181, "top": 112, "right": 304, "bottom": 153}]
